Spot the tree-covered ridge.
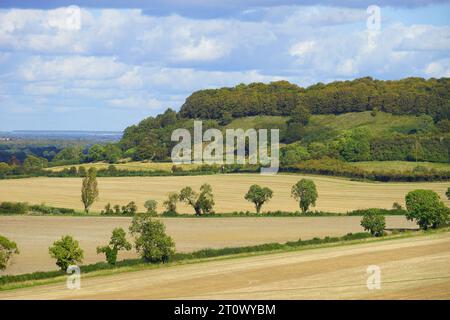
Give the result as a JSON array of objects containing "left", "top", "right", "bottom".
[{"left": 179, "top": 77, "right": 450, "bottom": 122}]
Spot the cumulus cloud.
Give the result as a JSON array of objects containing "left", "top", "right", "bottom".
[
  {"left": 0, "top": 4, "right": 449, "bottom": 130},
  {"left": 424, "top": 58, "right": 450, "bottom": 77}
]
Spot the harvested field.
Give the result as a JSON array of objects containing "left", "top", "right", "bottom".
[
  {"left": 0, "top": 174, "right": 448, "bottom": 213},
  {"left": 1, "top": 232, "right": 448, "bottom": 299},
  {"left": 0, "top": 215, "right": 417, "bottom": 275}
]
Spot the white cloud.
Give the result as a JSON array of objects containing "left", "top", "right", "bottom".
[
  {"left": 172, "top": 36, "right": 229, "bottom": 61},
  {"left": 424, "top": 59, "right": 450, "bottom": 77},
  {"left": 0, "top": 5, "right": 449, "bottom": 129},
  {"left": 289, "top": 41, "right": 316, "bottom": 57},
  {"left": 108, "top": 96, "right": 163, "bottom": 110},
  {"left": 18, "top": 56, "right": 127, "bottom": 81}
]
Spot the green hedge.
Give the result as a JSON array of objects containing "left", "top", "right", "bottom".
[{"left": 0, "top": 202, "right": 29, "bottom": 214}]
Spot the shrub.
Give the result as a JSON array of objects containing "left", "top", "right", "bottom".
[
  {"left": 101, "top": 203, "right": 114, "bottom": 215},
  {"left": 144, "top": 200, "right": 158, "bottom": 216},
  {"left": 360, "top": 210, "right": 386, "bottom": 236},
  {"left": 0, "top": 234, "right": 19, "bottom": 270},
  {"left": 405, "top": 190, "right": 449, "bottom": 230},
  {"left": 291, "top": 179, "right": 318, "bottom": 213},
  {"left": 113, "top": 204, "right": 121, "bottom": 214},
  {"left": 0, "top": 202, "right": 29, "bottom": 214},
  {"left": 97, "top": 228, "right": 132, "bottom": 265},
  {"left": 163, "top": 192, "right": 178, "bottom": 215},
  {"left": 392, "top": 202, "right": 403, "bottom": 210},
  {"left": 348, "top": 208, "right": 406, "bottom": 216},
  {"left": 29, "top": 204, "right": 75, "bottom": 215},
  {"left": 48, "top": 235, "right": 84, "bottom": 271},
  {"left": 121, "top": 201, "right": 138, "bottom": 215},
  {"left": 446, "top": 187, "right": 450, "bottom": 200},
  {"left": 129, "top": 214, "right": 175, "bottom": 263}
]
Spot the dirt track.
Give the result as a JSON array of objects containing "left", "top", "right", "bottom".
[
  {"left": 1, "top": 232, "right": 449, "bottom": 300},
  {"left": 0, "top": 215, "right": 416, "bottom": 275}
]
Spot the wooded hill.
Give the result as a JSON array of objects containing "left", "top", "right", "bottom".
[
  {"left": 118, "top": 77, "right": 449, "bottom": 164},
  {"left": 179, "top": 77, "right": 450, "bottom": 122}
]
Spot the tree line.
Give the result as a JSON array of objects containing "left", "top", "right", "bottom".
[
  {"left": 1, "top": 185, "right": 449, "bottom": 273},
  {"left": 179, "top": 77, "right": 450, "bottom": 122}
]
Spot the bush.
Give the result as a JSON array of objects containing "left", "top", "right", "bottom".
[
  {"left": 129, "top": 214, "right": 175, "bottom": 263},
  {"left": 121, "top": 201, "right": 138, "bottom": 215},
  {"left": 0, "top": 234, "right": 19, "bottom": 271},
  {"left": 163, "top": 192, "right": 178, "bottom": 214},
  {"left": 360, "top": 210, "right": 386, "bottom": 236},
  {"left": 29, "top": 204, "right": 75, "bottom": 215},
  {"left": 101, "top": 203, "right": 114, "bottom": 215},
  {"left": 0, "top": 202, "right": 29, "bottom": 214},
  {"left": 48, "top": 235, "right": 84, "bottom": 271},
  {"left": 97, "top": 228, "right": 132, "bottom": 265},
  {"left": 347, "top": 208, "right": 406, "bottom": 216},
  {"left": 144, "top": 200, "right": 158, "bottom": 216}
]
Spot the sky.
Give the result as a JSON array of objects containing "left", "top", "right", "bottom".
[{"left": 0, "top": 1, "right": 449, "bottom": 131}]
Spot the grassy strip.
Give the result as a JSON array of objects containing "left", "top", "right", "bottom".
[{"left": 4, "top": 228, "right": 445, "bottom": 291}]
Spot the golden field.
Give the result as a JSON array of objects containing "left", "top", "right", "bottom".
[
  {"left": 0, "top": 173, "right": 448, "bottom": 213},
  {"left": 0, "top": 215, "right": 417, "bottom": 275},
  {"left": 1, "top": 232, "right": 449, "bottom": 299}
]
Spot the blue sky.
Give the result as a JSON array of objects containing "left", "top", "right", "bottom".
[{"left": 0, "top": 1, "right": 449, "bottom": 131}]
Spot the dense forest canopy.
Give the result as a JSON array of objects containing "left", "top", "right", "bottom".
[{"left": 179, "top": 77, "right": 450, "bottom": 122}]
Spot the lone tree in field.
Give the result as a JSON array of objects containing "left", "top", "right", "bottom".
[
  {"left": 97, "top": 228, "right": 132, "bottom": 265},
  {"left": 129, "top": 214, "right": 175, "bottom": 263},
  {"left": 144, "top": 199, "right": 158, "bottom": 216},
  {"left": 446, "top": 187, "right": 450, "bottom": 200},
  {"left": 405, "top": 190, "right": 449, "bottom": 230},
  {"left": 0, "top": 234, "right": 19, "bottom": 271},
  {"left": 360, "top": 210, "right": 386, "bottom": 237},
  {"left": 49, "top": 235, "right": 84, "bottom": 271},
  {"left": 163, "top": 192, "right": 178, "bottom": 214},
  {"left": 81, "top": 167, "right": 99, "bottom": 213},
  {"left": 244, "top": 185, "right": 274, "bottom": 214},
  {"left": 179, "top": 184, "right": 215, "bottom": 215},
  {"left": 291, "top": 179, "right": 318, "bottom": 213}
]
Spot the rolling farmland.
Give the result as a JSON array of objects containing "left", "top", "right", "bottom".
[
  {"left": 1, "top": 232, "right": 448, "bottom": 299},
  {"left": 0, "top": 215, "right": 417, "bottom": 275},
  {"left": 0, "top": 174, "right": 448, "bottom": 213}
]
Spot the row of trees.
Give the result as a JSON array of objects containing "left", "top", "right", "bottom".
[
  {"left": 97, "top": 180, "right": 318, "bottom": 216},
  {"left": 2, "top": 188, "right": 449, "bottom": 272},
  {"left": 0, "top": 214, "right": 175, "bottom": 272}
]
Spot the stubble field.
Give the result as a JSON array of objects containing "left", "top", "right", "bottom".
[
  {"left": 1, "top": 232, "right": 448, "bottom": 299},
  {"left": 0, "top": 215, "right": 417, "bottom": 275},
  {"left": 0, "top": 173, "right": 449, "bottom": 213}
]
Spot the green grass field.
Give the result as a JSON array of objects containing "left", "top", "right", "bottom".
[
  {"left": 225, "top": 111, "right": 431, "bottom": 137},
  {"left": 353, "top": 161, "right": 450, "bottom": 172}
]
